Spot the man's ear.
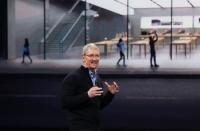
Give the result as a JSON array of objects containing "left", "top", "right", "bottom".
[{"left": 82, "top": 55, "right": 85, "bottom": 62}]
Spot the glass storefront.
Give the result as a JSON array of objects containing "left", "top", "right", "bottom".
[{"left": 13, "top": 0, "right": 200, "bottom": 68}]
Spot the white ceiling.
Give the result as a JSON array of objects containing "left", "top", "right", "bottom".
[
  {"left": 117, "top": 0, "right": 200, "bottom": 8},
  {"left": 81, "top": 0, "right": 134, "bottom": 15},
  {"left": 82, "top": 0, "right": 200, "bottom": 15}
]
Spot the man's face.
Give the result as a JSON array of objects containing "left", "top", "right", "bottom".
[{"left": 83, "top": 48, "right": 100, "bottom": 70}]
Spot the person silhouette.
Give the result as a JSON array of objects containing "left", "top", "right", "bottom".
[
  {"left": 116, "top": 38, "right": 126, "bottom": 67},
  {"left": 149, "top": 31, "right": 159, "bottom": 67},
  {"left": 22, "top": 38, "right": 32, "bottom": 64}
]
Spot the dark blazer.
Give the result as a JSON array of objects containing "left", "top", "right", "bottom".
[{"left": 61, "top": 65, "right": 114, "bottom": 131}]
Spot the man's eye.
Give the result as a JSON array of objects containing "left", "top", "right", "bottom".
[{"left": 86, "top": 54, "right": 99, "bottom": 58}]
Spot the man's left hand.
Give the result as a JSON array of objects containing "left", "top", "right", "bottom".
[{"left": 104, "top": 81, "right": 119, "bottom": 94}]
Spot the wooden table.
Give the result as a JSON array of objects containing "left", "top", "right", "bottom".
[
  {"left": 94, "top": 40, "right": 117, "bottom": 56},
  {"left": 179, "top": 37, "right": 198, "bottom": 49},
  {"left": 130, "top": 40, "right": 149, "bottom": 57},
  {"left": 111, "top": 37, "right": 134, "bottom": 42},
  {"left": 172, "top": 39, "right": 192, "bottom": 56},
  {"left": 129, "top": 37, "right": 165, "bottom": 57}
]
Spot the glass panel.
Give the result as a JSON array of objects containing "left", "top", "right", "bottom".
[
  {"left": 154, "top": 0, "right": 190, "bottom": 8},
  {"left": 130, "top": 0, "right": 172, "bottom": 66},
  {"left": 171, "top": 0, "right": 199, "bottom": 62},
  {"left": 86, "top": 0, "right": 127, "bottom": 66},
  {"left": 12, "top": 0, "right": 200, "bottom": 69},
  {"left": 84, "top": 0, "right": 129, "bottom": 15},
  {"left": 154, "top": 0, "right": 200, "bottom": 8},
  {"left": 45, "top": 0, "right": 85, "bottom": 59},
  {"left": 15, "top": 0, "right": 44, "bottom": 61},
  {"left": 129, "top": 0, "right": 161, "bottom": 8},
  {"left": 173, "top": 0, "right": 191, "bottom": 7},
  {"left": 153, "top": 0, "right": 171, "bottom": 8},
  {"left": 189, "top": 0, "right": 200, "bottom": 7}
]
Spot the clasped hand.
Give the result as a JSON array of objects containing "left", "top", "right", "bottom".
[{"left": 88, "top": 86, "right": 103, "bottom": 98}]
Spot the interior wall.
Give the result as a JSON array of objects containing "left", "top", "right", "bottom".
[
  {"left": 8, "top": 0, "right": 16, "bottom": 59},
  {"left": 89, "top": 6, "right": 127, "bottom": 42},
  {"left": 131, "top": 8, "right": 200, "bottom": 36},
  {"left": 14, "top": 0, "right": 75, "bottom": 58}
]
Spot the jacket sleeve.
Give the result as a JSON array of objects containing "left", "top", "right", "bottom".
[
  {"left": 60, "top": 74, "right": 91, "bottom": 110},
  {"left": 98, "top": 80, "right": 115, "bottom": 109},
  {"left": 100, "top": 91, "right": 115, "bottom": 110}
]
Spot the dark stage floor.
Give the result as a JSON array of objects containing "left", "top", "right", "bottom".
[{"left": 1, "top": 58, "right": 200, "bottom": 131}]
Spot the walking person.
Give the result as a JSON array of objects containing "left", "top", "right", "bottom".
[
  {"left": 116, "top": 38, "right": 126, "bottom": 67},
  {"left": 22, "top": 38, "right": 32, "bottom": 64}
]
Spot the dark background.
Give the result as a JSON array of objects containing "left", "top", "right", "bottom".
[
  {"left": 1, "top": 74, "right": 200, "bottom": 131},
  {"left": 0, "top": 0, "right": 8, "bottom": 60}
]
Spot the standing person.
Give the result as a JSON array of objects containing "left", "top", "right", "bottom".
[
  {"left": 149, "top": 31, "right": 159, "bottom": 67},
  {"left": 60, "top": 43, "right": 119, "bottom": 131},
  {"left": 21, "top": 38, "right": 32, "bottom": 64},
  {"left": 116, "top": 38, "right": 126, "bottom": 67}
]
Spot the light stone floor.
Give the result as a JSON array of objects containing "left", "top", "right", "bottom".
[{"left": 1, "top": 43, "right": 200, "bottom": 74}]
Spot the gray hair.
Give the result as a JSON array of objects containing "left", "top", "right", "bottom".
[{"left": 82, "top": 43, "right": 99, "bottom": 55}]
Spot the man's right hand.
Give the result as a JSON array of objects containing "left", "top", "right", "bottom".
[{"left": 88, "top": 86, "right": 103, "bottom": 98}]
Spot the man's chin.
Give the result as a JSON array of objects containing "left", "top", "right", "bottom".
[{"left": 89, "top": 65, "right": 98, "bottom": 70}]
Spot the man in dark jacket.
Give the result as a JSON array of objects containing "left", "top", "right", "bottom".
[{"left": 61, "top": 43, "right": 119, "bottom": 131}]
